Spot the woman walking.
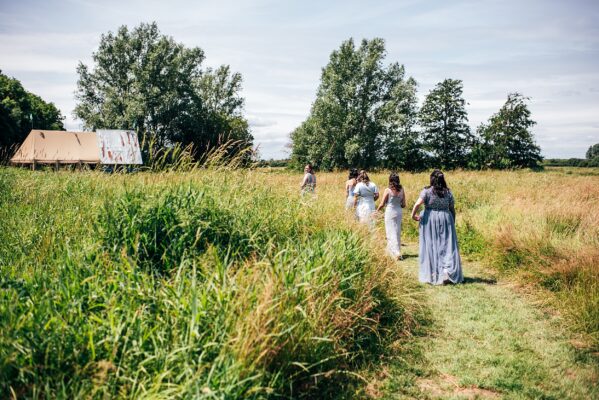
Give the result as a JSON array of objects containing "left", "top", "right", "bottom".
[
  {"left": 377, "top": 173, "right": 406, "bottom": 260},
  {"left": 411, "top": 170, "right": 463, "bottom": 284},
  {"left": 300, "top": 164, "right": 316, "bottom": 195},
  {"left": 353, "top": 171, "right": 379, "bottom": 227},
  {"left": 345, "top": 168, "right": 359, "bottom": 209}
]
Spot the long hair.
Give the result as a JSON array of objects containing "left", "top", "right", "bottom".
[
  {"left": 348, "top": 168, "right": 359, "bottom": 180},
  {"left": 429, "top": 169, "right": 448, "bottom": 197},
  {"left": 305, "top": 164, "right": 314, "bottom": 174},
  {"left": 358, "top": 170, "right": 370, "bottom": 183},
  {"left": 389, "top": 172, "right": 402, "bottom": 192}
]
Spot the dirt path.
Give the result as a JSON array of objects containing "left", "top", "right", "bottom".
[{"left": 379, "top": 242, "right": 598, "bottom": 399}]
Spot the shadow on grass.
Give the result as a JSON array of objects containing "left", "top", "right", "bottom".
[{"left": 462, "top": 276, "right": 497, "bottom": 285}]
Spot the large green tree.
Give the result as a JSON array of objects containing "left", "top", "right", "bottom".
[
  {"left": 290, "top": 38, "right": 421, "bottom": 170},
  {"left": 75, "top": 22, "right": 252, "bottom": 157},
  {"left": 419, "top": 79, "right": 472, "bottom": 169},
  {"left": 0, "top": 70, "right": 64, "bottom": 152},
  {"left": 476, "top": 93, "right": 541, "bottom": 169}
]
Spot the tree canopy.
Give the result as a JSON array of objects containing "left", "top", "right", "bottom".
[
  {"left": 419, "top": 79, "right": 472, "bottom": 169},
  {"left": 74, "top": 22, "right": 252, "bottom": 158},
  {"left": 290, "top": 38, "right": 421, "bottom": 170},
  {"left": 0, "top": 70, "right": 64, "bottom": 152},
  {"left": 475, "top": 93, "right": 542, "bottom": 169}
]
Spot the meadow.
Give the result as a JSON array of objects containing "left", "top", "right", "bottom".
[{"left": 0, "top": 165, "right": 597, "bottom": 398}]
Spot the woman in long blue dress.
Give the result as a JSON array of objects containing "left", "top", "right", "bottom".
[{"left": 410, "top": 170, "right": 463, "bottom": 285}]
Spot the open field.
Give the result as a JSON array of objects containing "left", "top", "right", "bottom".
[
  {"left": 0, "top": 166, "right": 422, "bottom": 398},
  {"left": 0, "top": 166, "right": 597, "bottom": 398}
]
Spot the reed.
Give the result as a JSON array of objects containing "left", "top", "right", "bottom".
[{"left": 0, "top": 167, "right": 419, "bottom": 398}]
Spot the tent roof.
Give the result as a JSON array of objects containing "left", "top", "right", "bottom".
[{"left": 10, "top": 130, "right": 100, "bottom": 164}]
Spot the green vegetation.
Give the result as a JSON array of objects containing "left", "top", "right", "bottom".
[
  {"left": 544, "top": 144, "right": 599, "bottom": 167},
  {"left": 0, "top": 71, "right": 64, "bottom": 159},
  {"left": 367, "top": 168, "right": 599, "bottom": 352},
  {"left": 377, "top": 244, "right": 598, "bottom": 399},
  {"left": 1, "top": 166, "right": 597, "bottom": 398},
  {"left": 290, "top": 38, "right": 543, "bottom": 171},
  {"left": 0, "top": 167, "right": 417, "bottom": 398},
  {"left": 75, "top": 22, "right": 252, "bottom": 158}
]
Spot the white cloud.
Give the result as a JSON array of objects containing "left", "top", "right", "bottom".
[{"left": 1, "top": 0, "right": 597, "bottom": 159}]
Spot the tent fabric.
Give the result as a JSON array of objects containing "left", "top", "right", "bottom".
[{"left": 11, "top": 130, "right": 100, "bottom": 164}]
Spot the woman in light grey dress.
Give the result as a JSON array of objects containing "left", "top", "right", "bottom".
[
  {"left": 300, "top": 164, "right": 316, "bottom": 195},
  {"left": 411, "top": 170, "right": 463, "bottom": 285},
  {"left": 376, "top": 173, "right": 406, "bottom": 260}
]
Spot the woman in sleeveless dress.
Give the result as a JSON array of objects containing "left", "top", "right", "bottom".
[
  {"left": 411, "top": 170, "right": 463, "bottom": 285},
  {"left": 353, "top": 171, "right": 379, "bottom": 227},
  {"left": 345, "top": 168, "right": 359, "bottom": 210},
  {"left": 376, "top": 173, "right": 406, "bottom": 260},
  {"left": 300, "top": 164, "right": 316, "bottom": 195}
]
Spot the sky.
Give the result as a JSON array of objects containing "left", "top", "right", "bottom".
[{"left": 1, "top": 0, "right": 598, "bottom": 159}]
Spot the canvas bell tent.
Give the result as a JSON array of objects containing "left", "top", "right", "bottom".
[
  {"left": 10, "top": 130, "right": 99, "bottom": 167},
  {"left": 10, "top": 129, "right": 143, "bottom": 168}
]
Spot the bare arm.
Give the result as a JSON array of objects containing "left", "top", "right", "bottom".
[
  {"left": 400, "top": 189, "right": 406, "bottom": 208},
  {"left": 376, "top": 189, "right": 389, "bottom": 212},
  {"left": 411, "top": 197, "right": 425, "bottom": 221}
]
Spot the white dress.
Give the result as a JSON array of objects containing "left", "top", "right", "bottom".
[
  {"left": 384, "top": 190, "right": 404, "bottom": 258},
  {"left": 354, "top": 181, "right": 378, "bottom": 225}
]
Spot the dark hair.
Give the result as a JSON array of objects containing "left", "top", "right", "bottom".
[
  {"left": 348, "top": 168, "right": 359, "bottom": 180},
  {"left": 429, "top": 169, "right": 448, "bottom": 197},
  {"left": 358, "top": 170, "right": 370, "bottom": 183},
  {"left": 305, "top": 164, "right": 314, "bottom": 174},
  {"left": 389, "top": 172, "right": 402, "bottom": 192}
]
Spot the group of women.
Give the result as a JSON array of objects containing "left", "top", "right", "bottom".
[{"left": 302, "top": 165, "right": 463, "bottom": 285}]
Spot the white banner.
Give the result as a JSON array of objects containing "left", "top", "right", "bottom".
[{"left": 96, "top": 130, "right": 143, "bottom": 165}]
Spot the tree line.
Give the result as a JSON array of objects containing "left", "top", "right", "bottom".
[
  {"left": 544, "top": 144, "right": 599, "bottom": 167},
  {"left": 291, "top": 38, "right": 543, "bottom": 171},
  {"left": 0, "top": 71, "right": 64, "bottom": 156},
  {"left": 1, "top": 26, "right": 595, "bottom": 170}
]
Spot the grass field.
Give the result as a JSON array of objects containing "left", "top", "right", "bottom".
[{"left": 0, "top": 165, "right": 597, "bottom": 398}]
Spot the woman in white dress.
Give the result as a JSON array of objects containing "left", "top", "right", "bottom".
[
  {"left": 345, "top": 168, "right": 359, "bottom": 209},
  {"left": 353, "top": 171, "right": 379, "bottom": 226},
  {"left": 376, "top": 173, "right": 406, "bottom": 260}
]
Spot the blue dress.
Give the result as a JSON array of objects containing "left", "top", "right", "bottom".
[{"left": 418, "top": 187, "right": 463, "bottom": 285}]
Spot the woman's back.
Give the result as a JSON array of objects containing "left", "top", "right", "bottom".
[
  {"left": 302, "top": 172, "right": 316, "bottom": 193},
  {"left": 420, "top": 187, "right": 453, "bottom": 211},
  {"left": 356, "top": 182, "right": 377, "bottom": 200},
  {"left": 385, "top": 189, "right": 404, "bottom": 215},
  {"left": 346, "top": 178, "right": 357, "bottom": 197}
]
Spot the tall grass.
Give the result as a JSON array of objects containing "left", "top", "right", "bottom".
[
  {"left": 0, "top": 167, "right": 418, "bottom": 398},
  {"left": 365, "top": 168, "right": 599, "bottom": 351}
]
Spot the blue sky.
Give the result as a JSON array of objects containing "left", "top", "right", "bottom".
[{"left": 1, "top": 0, "right": 598, "bottom": 159}]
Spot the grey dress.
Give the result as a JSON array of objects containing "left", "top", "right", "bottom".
[{"left": 418, "top": 187, "right": 463, "bottom": 285}]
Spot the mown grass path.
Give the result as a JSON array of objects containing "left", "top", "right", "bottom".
[{"left": 378, "top": 242, "right": 598, "bottom": 400}]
